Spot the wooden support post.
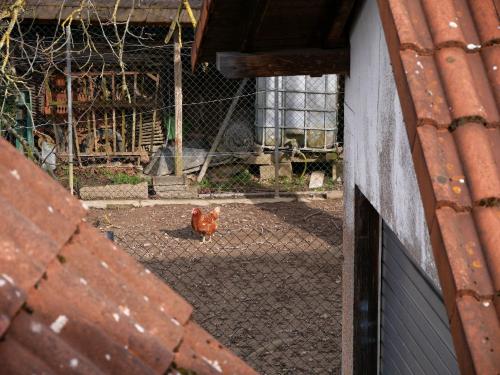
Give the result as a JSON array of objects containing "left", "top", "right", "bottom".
[
  {"left": 73, "top": 121, "right": 82, "bottom": 167},
  {"left": 112, "top": 73, "right": 116, "bottom": 152},
  {"left": 273, "top": 76, "right": 280, "bottom": 198},
  {"left": 139, "top": 112, "right": 143, "bottom": 149},
  {"left": 150, "top": 74, "right": 160, "bottom": 153},
  {"left": 86, "top": 114, "right": 92, "bottom": 152},
  {"left": 132, "top": 73, "right": 137, "bottom": 151},
  {"left": 104, "top": 112, "right": 109, "bottom": 150},
  {"left": 65, "top": 25, "right": 74, "bottom": 195},
  {"left": 121, "top": 110, "right": 126, "bottom": 152},
  {"left": 92, "top": 110, "right": 98, "bottom": 152},
  {"left": 174, "top": 28, "right": 183, "bottom": 176},
  {"left": 197, "top": 78, "right": 249, "bottom": 182}
]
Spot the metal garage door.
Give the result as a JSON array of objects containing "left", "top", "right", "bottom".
[{"left": 380, "top": 223, "right": 459, "bottom": 374}]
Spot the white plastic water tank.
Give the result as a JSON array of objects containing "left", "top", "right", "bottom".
[{"left": 255, "top": 75, "right": 338, "bottom": 150}]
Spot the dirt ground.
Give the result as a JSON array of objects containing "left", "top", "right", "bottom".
[{"left": 89, "top": 199, "right": 344, "bottom": 374}]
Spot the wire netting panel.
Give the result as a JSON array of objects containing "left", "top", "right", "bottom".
[
  {"left": 2, "top": 21, "right": 343, "bottom": 198},
  {"left": 100, "top": 201, "right": 343, "bottom": 374}
]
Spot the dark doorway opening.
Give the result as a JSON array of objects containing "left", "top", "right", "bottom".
[{"left": 353, "top": 187, "right": 380, "bottom": 375}]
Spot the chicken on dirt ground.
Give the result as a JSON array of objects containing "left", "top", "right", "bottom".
[{"left": 191, "top": 206, "right": 221, "bottom": 243}]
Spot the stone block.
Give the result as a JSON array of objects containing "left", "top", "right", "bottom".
[
  {"left": 244, "top": 154, "right": 273, "bottom": 165},
  {"left": 259, "top": 163, "right": 292, "bottom": 180},
  {"left": 155, "top": 185, "right": 198, "bottom": 199},
  {"left": 309, "top": 171, "right": 325, "bottom": 189},
  {"left": 152, "top": 175, "right": 185, "bottom": 186},
  {"left": 326, "top": 190, "right": 343, "bottom": 200}
]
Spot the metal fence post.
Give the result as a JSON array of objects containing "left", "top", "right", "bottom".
[
  {"left": 274, "top": 76, "right": 280, "bottom": 198},
  {"left": 174, "top": 27, "right": 183, "bottom": 176},
  {"left": 65, "top": 25, "right": 74, "bottom": 195}
]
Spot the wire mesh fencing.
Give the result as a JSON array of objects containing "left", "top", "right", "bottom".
[
  {"left": 2, "top": 21, "right": 344, "bottom": 199},
  {"left": 4, "top": 14, "right": 345, "bottom": 374},
  {"left": 104, "top": 201, "right": 343, "bottom": 375}
]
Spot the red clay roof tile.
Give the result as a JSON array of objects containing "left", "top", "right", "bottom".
[
  {"left": 473, "top": 207, "right": 500, "bottom": 293},
  {"left": 0, "top": 142, "right": 86, "bottom": 246},
  {"left": 436, "top": 207, "right": 495, "bottom": 297},
  {"left": 388, "top": 0, "right": 434, "bottom": 51},
  {"left": 454, "top": 295, "right": 500, "bottom": 374},
  {"left": 175, "top": 321, "right": 258, "bottom": 375},
  {"left": 453, "top": 122, "right": 500, "bottom": 204},
  {"left": 0, "top": 137, "right": 256, "bottom": 374},
  {"left": 401, "top": 51, "right": 451, "bottom": 126},
  {"left": 481, "top": 45, "right": 500, "bottom": 107},
  {"left": 468, "top": 1, "right": 500, "bottom": 46},
  {"left": 379, "top": 0, "right": 500, "bottom": 372},
  {"left": 76, "top": 223, "right": 193, "bottom": 325},
  {"left": 421, "top": 0, "right": 481, "bottom": 48},
  {"left": 487, "top": 127, "right": 500, "bottom": 173},
  {"left": 417, "top": 125, "right": 472, "bottom": 208},
  {"left": 436, "top": 48, "right": 499, "bottom": 124}
]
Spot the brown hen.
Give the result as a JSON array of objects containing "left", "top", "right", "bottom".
[{"left": 191, "top": 206, "right": 221, "bottom": 243}]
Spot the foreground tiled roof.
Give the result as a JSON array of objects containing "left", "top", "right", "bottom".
[
  {"left": 378, "top": 0, "right": 500, "bottom": 373},
  {"left": 0, "top": 138, "right": 256, "bottom": 374}
]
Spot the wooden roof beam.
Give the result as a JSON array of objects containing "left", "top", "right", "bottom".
[
  {"left": 240, "top": 0, "right": 270, "bottom": 52},
  {"left": 216, "top": 48, "right": 349, "bottom": 79},
  {"left": 323, "top": 0, "right": 357, "bottom": 48}
]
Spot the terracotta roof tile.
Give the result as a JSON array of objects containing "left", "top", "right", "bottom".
[
  {"left": 483, "top": 45, "right": 500, "bottom": 106},
  {"left": 453, "top": 122, "right": 500, "bottom": 204},
  {"left": 401, "top": 51, "right": 451, "bottom": 126},
  {"left": 437, "top": 48, "right": 499, "bottom": 124},
  {"left": 416, "top": 125, "right": 471, "bottom": 209},
  {"left": 453, "top": 295, "right": 500, "bottom": 374},
  {"left": 0, "top": 137, "right": 256, "bottom": 374},
  {"left": 0, "top": 141, "right": 87, "bottom": 246},
  {"left": 388, "top": 0, "right": 434, "bottom": 51},
  {"left": 175, "top": 321, "right": 257, "bottom": 375},
  {"left": 421, "top": 0, "right": 481, "bottom": 48},
  {"left": 436, "top": 207, "right": 495, "bottom": 298},
  {"left": 467, "top": 1, "right": 500, "bottom": 46},
  {"left": 379, "top": 0, "right": 500, "bottom": 372},
  {"left": 473, "top": 207, "right": 500, "bottom": 294},
  {"left": 487, "top": 127, "right": 500, "bottom": 171}
]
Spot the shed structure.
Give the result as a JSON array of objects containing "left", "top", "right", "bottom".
[{"left": 193, "top": 0, "right": 500, "bottom": 374}]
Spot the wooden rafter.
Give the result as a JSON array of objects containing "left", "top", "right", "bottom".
[{"left": 216, "top": 48, "right": 349, "bottom": 79}]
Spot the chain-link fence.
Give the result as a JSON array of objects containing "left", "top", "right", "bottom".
[
  {"left": 92, "top": 200, "right": 343, "bottom": 374},
  {"left": 3, "top": 14, "right": 344, "bottom": 374},
  {"left": 2, "top": 21, "right": 344, "bottom": 199}
]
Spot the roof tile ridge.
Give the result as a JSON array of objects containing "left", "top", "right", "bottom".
[
  {"left": 399, "top": 43, "right": 433, "bottom": 55},
  {"left": 401, "top": 40, "right": 500, "bottom": 57},
  {"left": 435, "top": 201, "right": 471, "bottom": 214},
  {"left": 416, "top": 119, "right": 448, "bottom": 129},
  {"left": 456, "top": 289, "right": 495, "bottom": 302},
  {"left": 435, "top": 196, "right": 500, "bottom": 212},
  {"left": 449, "top": 116, "right": 488, "bottom": 131}
]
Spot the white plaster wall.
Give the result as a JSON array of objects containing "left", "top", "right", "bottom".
[
  {"left": 342, "top": 1, "right": 439, "bottom": 373},
  {"left": 344, "top": 0, "right": 438, "bottom": 281}
]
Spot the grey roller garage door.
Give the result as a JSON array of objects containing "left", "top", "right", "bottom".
[{"left": 380, "top": 223, "right": 459, "bottom": 374}]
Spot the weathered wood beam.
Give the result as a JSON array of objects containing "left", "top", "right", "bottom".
[
  {"left": 216, "top": 48, "right": 349, "bottom": 79},
  {"left": 240, "top": 0, "right": 270, "bottom": 51},
  {"left": 324, "top": 0, "right": 356, "bottom": 48}
]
